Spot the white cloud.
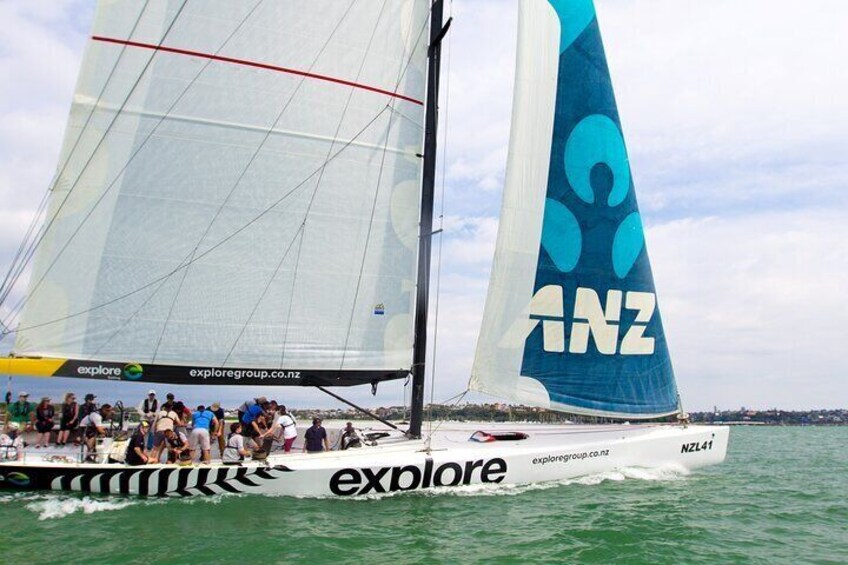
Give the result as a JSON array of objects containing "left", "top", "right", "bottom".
[
  {"left": 1, "top": 1, "right": 847, "bottom": 412},
  {"left": 649, "top": 210, "right": 848, "bottom": 410}
]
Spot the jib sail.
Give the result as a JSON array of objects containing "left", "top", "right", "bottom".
[{"left": 470, "top": 0, "right": 679, "bottom": 418}]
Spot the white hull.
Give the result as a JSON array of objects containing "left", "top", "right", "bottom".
[{"left": 0, "top": 423, "right": 728, "bottom": 497}]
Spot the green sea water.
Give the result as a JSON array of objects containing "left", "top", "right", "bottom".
[{"left": 0, "top": 426, "right": 846, "bottom": 564}]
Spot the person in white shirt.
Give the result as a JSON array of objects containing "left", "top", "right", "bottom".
[
  {"left": 0, "top": 422, "right": 24, "bottom": 461},
  {"left": 265, "top": 405, "right": 298, "bottom": 453},
  {"left": 79, "top": 404, "right": 113, "bottom": 461}
]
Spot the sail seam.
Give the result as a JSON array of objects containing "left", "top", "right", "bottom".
[{"left": 90, "top": 36, "right": 424, "bottom": 107}]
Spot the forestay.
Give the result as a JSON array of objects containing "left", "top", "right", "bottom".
[
  {"left": 470, "top": 0, "right": 679, "bottom": 418},
  {"left": 10, "top": 0, "right": 431, "bottom": 385}
]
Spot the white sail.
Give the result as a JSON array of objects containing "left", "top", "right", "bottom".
[
  {"left": 12, "top": 0, "right": 431, "bottom": 377},
  {"left": 469, "top": 0, "right": 560, "bottom": 408}
]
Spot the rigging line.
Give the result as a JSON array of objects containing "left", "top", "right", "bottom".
[
  {"left": 150, "top": 0, "right": 324, "bottom": 362},
  {"left": 0, "top": 0, "right": 190, "bottom": 316},
  {"left": 1, "top": 107, "right": 391, "bottom": 339},
  {"left": 425, "top": 389, "right": 468, "bottom": 446},
  {"left": 117, "top": 0, "right": 359, "bottom": 361},
  {"left": 0, "top": 1, "right": 152, "bottom": 305},
  {"left": 427, "top": 0, "right": 453, "bottom": 437},
  {"left": 278, "top": 0, "right": 390, "bottom": 368},
  {"left": 336, "top": 108, "right": 396, "bottom": 373},
  {"left": 88, "top": 253, "right": 194, "bottom": 360},
  {"left": 335, "top": 1, "right": 431, "bottom": 374},
  {"left": 221, "top": 223, "right": 304, "bottom": 367},
  {"left": 0, "top": 192, "right": 49, "bottom": 305}
]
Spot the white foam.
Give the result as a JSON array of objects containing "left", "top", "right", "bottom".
[{"left": 26, "top": 496, "right": 138, "bottom": 520}]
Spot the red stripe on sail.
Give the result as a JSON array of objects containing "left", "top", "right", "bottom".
[{"left": 91, "top": 35, "right": 424, "bottom": 107}]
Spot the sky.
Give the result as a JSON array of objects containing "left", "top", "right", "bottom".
[{"left": 0, "top": 1, "right": 846, "bottom": 411}]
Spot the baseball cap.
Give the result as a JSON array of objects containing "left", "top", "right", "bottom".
[
  {"left": 148, "top": 389, "right": 156, "bottom": 395},
  {"left": 7, "top": 422, "right": 20, "bottom": 431},
  {"left": 84, "top": 393, "right": 96, "bottom": 401},
  {"left": 18, "top": 392, "right": 28, "bottom": 397}
]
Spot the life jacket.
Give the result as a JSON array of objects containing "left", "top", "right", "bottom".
[
  {"left": 142, "top": 398, "right": 158, "bottom": 413},
  {"left": 62, "top": 402, "right": 77, "bottom": 420},
  {"left": 36, "top": 405, "right": 54, "bottom": 422}
]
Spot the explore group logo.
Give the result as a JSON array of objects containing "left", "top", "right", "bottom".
[{"left": 123, "top": 363, "right": 144, "bottom": 381}]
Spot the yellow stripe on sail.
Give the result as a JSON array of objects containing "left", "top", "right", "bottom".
[{"left": 0, "top": 357, "right": 65, "bottom": 377}]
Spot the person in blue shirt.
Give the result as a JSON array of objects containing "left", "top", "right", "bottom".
[
  {"left": 190, "top": 405, "right": 218, "bottom": 464},
  {"left": 239, "top": 398, "right": 268, "bottom": 449}
]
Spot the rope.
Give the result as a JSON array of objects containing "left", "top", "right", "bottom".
[
  {"left": 0, "top": 1, "right": 153, "bottom": 309},
  {"left": 152, "top": 0, "right": 361, "bottom": 363},
  {"left": 427, "top": 0, "right": 453, "bottom": 439},
  {"left": 0, "top": 0, "right": 192, "bottom": 327}
]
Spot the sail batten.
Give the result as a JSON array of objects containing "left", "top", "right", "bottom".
[
  {"left": 10, "top": 0, "right": 432, "bottom": 384},
  {"left": 470, "top": 0, "right": 679, "bottom": 418}
]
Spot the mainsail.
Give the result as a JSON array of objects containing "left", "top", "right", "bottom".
[
  {"left": 2, "top": 0, "right": 432, "bottom": 386},
  {"left": 470, "top": 0, "right": 679, "bottom": 418}
]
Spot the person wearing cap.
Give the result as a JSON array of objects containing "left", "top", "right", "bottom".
[
  {"left": 76, "top": 393, "right": 98, "bottom": 446},
  {"left": 79, "top": 393, "right": 98, "bottom": 420},
  {"left": 8, "top": 392, "right": 34, "bottom": 432},
  {"left": 161, "top": 393, "right": 176, "bottom": 412},
  {"left": 303, "top": 417, "right": 329, "bottom": 453},
  {"left": 137, "top": 390, "right": 159, "bottom": 449},
  {"left": 33, "top": 396, "right": 55, "bottom": 448},
  {"left": 125, "top": 421, "right": 153, "bottom": 466},
  {"left": 0, "top": 422, "right": 24, "bottom": 461}
]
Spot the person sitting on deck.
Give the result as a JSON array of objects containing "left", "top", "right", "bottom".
[
  {"left": 79, "top": 404, "right": 113, "bottom": 462},
  {"left": 162, "top": 428, "right": 190, "bottom": 464},
  {"left": 8, "top": 392, "right": 34, "bottom": 432},
  {"left": 125, "top": 421, "right": 153, "bottom": 466},
  {"left": 190, "top": 405, "right": 218, "bottom": 464},
  {"left": 223, "top": 422, "right": 251, "bottom": 465},
  {"left": 340, "top": 422, "right": 362, "bottom": 450},
  {"left": 33, "top": 397, "right": 55, "bottom": 449},
  {"left": 304, "top": 417, "right": 329, "bottom": 453},
  {"left": 57, "top": 392, "right": 79, "bottom": 447},
  {"left": 0, "top": 422, "right": 24, "bottom": 461}
]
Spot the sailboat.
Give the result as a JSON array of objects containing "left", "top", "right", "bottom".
[{"left": 0, "top": 0, "right": 727, "bottom": 497}]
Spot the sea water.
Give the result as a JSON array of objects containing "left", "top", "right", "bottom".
[{"left": 0, "top": 426, "right": 845, "bottom": 564}]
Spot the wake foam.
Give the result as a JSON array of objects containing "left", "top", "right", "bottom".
[{"left": 26, "top": 496, "right": 139, "bottom": 520}]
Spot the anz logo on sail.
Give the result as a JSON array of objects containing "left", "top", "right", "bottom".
[{"left": 526, "top": 285, "right": 656, "bottom": 355}]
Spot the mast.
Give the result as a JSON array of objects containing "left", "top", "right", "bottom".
[{"left": 409, "top": 0, "right": 447, "bottom": 439}]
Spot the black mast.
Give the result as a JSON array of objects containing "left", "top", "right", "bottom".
[{"left": 409, "top": 0, "right": 449, "bottom": 439}]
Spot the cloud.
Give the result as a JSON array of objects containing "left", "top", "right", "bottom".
[
  {"left": 649, "top": 210, "right": 848, "bottom": 410},
  {"left": 1, "top": 0, "right": 846, "bottom": 412}
]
